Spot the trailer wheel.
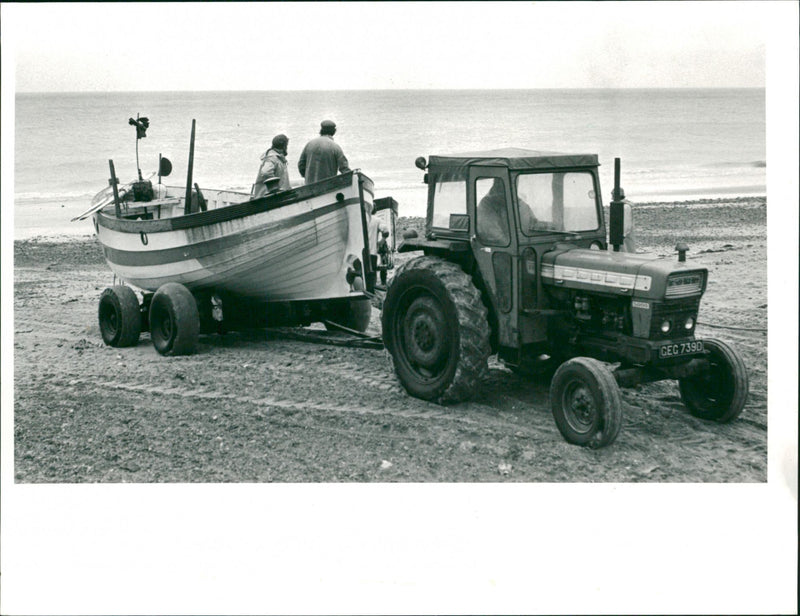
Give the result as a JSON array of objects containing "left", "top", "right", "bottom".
[
  {"left": 149, "top": 283, "right": 199, "bottom": 356},
  {"left": 98, "top": 285, "right": 141, "bottom": 347},
  {"left": 550, "top": 357, "right": 623, "bottom": 448},
  {"left": 679, "top": 338, "right": 748, "bottom": 423},
  {"left": 324, "top": 297, "right": 372, "bottom": 333},
  {"left": 381, "top": 256, "right": 490, "bottom": 403}
]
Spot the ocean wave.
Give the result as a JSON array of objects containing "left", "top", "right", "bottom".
[
  {"left": 371, "top": 180, "right": 426, "bottom": 192},
  {"left": 13, "top": 230, "right": 97, "bottom": 242},
  {"left": 702, "top": 161, "right": 766, "bottom": 168},
  {"left": 631, "top": 195, "right": 766, "bottom": 209},
  {"left": 15, "top": 189, "right": 98, "bottom": 202},
  {"left": 618, "top": 163, "right": 766, "bottom": 180},
  {"left": 629, "top": 184, "right": 766, "bottom": 201}
]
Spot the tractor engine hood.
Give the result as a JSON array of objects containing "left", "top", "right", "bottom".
[{"left": 541, "top": 245, "right": 708, "bottom": 300}]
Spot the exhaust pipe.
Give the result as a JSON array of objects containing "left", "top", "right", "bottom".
[{"left": 609, "top": 157, "right": 625, "bottom": 252}]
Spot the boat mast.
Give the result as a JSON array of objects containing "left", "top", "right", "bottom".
[{"left": 184, "top": 119, "right": 196, "bottom": 215}]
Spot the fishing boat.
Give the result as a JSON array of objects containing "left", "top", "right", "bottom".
[{"left": 78, "top": 117, "right": 397, "bottom": 356}]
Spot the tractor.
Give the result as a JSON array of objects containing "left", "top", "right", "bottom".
[{"left": 381, "top": 148, "right": 748, "bottom": 447}]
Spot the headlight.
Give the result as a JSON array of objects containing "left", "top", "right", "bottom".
[
  {"left": 684, "top": 316, "right": 694, "bottom": 330},
  {"left": 660, "top": 320, "right": 671, "bottom": 333}
]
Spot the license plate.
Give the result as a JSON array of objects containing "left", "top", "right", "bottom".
[{"left": 659, "top": 340, "right": 704, "bottom": 359}]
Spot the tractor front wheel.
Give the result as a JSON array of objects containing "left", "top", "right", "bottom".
[
  {"left": 149, "top": 283, "right": 200, "bottom": 356},
  {"left": 381, "top": 256, "right": 490, "bottom": 404},
  {"left": 550, "top": 357, "right": 623, "bottom": 448},
  {"left": 678, "top": 338, "right": 748, "bottom": 423}
]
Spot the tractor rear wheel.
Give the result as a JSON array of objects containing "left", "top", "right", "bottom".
[
  {"left": 98, "top": 285, "right": 142, "bottom": 347},
  {"left": 381, "top": 256, "right": 490, "bottom": 403},
  {"left": 550, "top": 357, "right": 623, "bottom": 448},
  {"left": 678, "top": 338, "right": 748, "bottom": 423},
  {"left": 149, "top": 283, "right": 200, "bottom": 356}
]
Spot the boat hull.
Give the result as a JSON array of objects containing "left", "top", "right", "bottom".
[{"left": 94, "top": 172, "right": 374, "bottom": 303}]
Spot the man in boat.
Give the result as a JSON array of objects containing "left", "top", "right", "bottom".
[
  {"left": 297, "top": 120, "right": 350, "bottom": 185},
  {"left": 252, "top": 134, "right": 291, "bottom": 198}
]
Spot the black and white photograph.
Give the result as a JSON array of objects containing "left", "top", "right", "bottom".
[{"left": 2, "top": 2, "right": 797, "bottom": 614}]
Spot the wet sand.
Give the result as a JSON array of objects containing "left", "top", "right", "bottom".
[{"left": 12, "top": 197, "right": 768, "bottom": 483}]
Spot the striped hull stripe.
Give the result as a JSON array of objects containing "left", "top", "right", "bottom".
[
  {"left": 107, "top": 207, "right": 352, "bottom": 298},
  {"left": 100, "top": 200, "right": 352, "bottom": 267}
]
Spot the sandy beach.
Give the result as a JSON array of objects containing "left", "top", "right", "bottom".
[{"left": 12, "top": 197, "right": 767, "bottom": 482}]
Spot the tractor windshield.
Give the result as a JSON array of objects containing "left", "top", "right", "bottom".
[{"left": 516, "top": 171, "right": 600, "bottom": 234}]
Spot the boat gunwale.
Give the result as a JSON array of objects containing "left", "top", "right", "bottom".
[{"left": 95, "top": 170, "right": 374, "bottom": 234}]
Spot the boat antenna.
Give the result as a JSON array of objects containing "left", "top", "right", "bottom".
[{"left": 128, "top": 114, "right": 149, "bottom": 181}]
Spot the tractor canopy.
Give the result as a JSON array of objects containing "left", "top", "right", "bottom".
[{"left": 427, "top": 148, "right": 599, "bottom": 178}]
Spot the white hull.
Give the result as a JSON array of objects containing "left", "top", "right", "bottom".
[{"left": 94, "top": 172, "right": 374, "bottom": 302}]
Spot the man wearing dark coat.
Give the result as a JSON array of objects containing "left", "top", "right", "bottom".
[{"left": 297, "top": 120, "right": 351, "bottom": 185}]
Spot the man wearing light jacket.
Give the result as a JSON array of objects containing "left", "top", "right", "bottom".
[
  {"left": 252, "top": 134, "right": 291, "bottom": 198},
  {"left": 297, "top": 120, "right": 351, "bottom": 185}
]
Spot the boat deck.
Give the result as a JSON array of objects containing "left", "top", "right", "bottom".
[{"left": 113, "top": 191, "right": 248, "bottom": 221}]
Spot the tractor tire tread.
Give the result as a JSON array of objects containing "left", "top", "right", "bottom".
[
  {"left": 550, "top": 356, "right": 623, "bottom": 448},
  {"left": 384, "top": 256, "right": 490, "bottom": 404},
  {"left": 679, "top": 337, "right": 748, "bottom": 423}
]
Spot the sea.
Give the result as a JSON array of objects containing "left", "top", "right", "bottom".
[{"left": 11, "top": 88, "right": 765, "bottom": 240}]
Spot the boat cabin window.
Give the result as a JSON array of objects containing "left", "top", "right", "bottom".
[
  {"left": 516, "top": 171, "right": 600, "bottom": 235},
  {"left": 430, "top": 178, "right": 468, "bottom": 231}
]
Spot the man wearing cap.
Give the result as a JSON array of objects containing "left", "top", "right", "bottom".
[
  {"left": 252, "top": 134, "right": 291, "bottom": 198},
  {"left": 297, "top": 120, "right": 351, "bottom": 185}
]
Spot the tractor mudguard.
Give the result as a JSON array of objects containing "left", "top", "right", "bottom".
[{"left": 398, "top": 237, "right": 471, "bottom": 255}]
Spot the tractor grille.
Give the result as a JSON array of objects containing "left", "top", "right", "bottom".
[
  {"left": 665, "top": 271, "right": 705, "bottom": 298},
  {"left": 649, "top": 297, "right": 701, "bottom": 339}
]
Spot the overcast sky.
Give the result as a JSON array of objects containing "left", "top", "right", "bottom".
[{"left": 3, "top": 1, "right": 770, "bottom": 92}]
